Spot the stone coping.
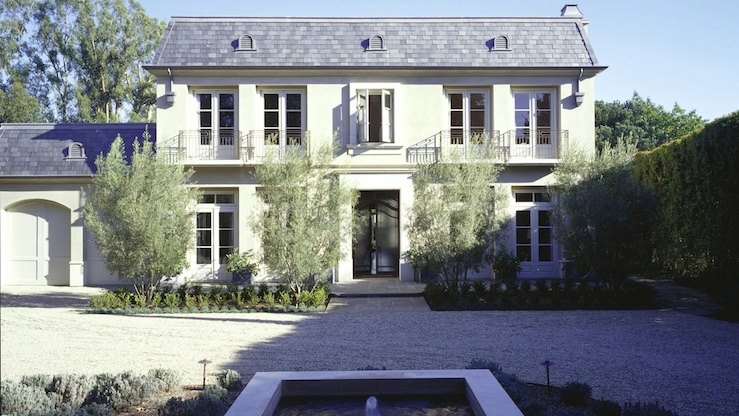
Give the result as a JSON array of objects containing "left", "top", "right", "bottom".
[{"left": 225, "top": 369, "right": 523, "bottom": 416}]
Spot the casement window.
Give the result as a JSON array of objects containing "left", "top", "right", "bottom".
[
  {"left": 447, "top": 90, "right": 490, "bottom": 144},
  {"left": 197, "top": 92, "right": 236, "bottom": 146},
  {"left": 262, "top": 91, "right": 305, "bottom": 145},
  {"left": 356, "top": 89, "right": 394, "bottom": 143}
]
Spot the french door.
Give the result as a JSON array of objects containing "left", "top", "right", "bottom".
[
  {"left": 194, "top": 194, "right": 236, "bottom": 280},
  {"left": 197, "top": 92, "right": 237, "bottom": 159},
  {"left": 514, "top": 191, "right": 557, "bottom": 278},
  {"left": 513, "top": 91, "right": 556, "bottom": 159}
]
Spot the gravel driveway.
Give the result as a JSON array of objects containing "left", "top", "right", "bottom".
[{"left": 1, "top": 287, "right": 737, "bottom": 416}]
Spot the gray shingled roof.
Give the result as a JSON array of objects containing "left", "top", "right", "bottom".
[
  {"left": 0, "top": 123, "right": 155, "bottom": 177},
  {"left": 149, "top": 17, "right": 601, "bottom": 69}
]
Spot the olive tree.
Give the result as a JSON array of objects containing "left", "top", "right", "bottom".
[
  {"left": 252, "top": 144, "right": 357, "bottom": 297},
  {"left": 406, "top": 158, "right": 505, "bottom": 296},
  {"left": 551, "top": 140, "right": 655, "bottom": 287},
  {"left": 84, "top": 131, "right": 197, "bottom": 302}
]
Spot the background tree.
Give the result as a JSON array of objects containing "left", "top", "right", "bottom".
[
  {"left": 0, "top": 0, "right": 164, "bottom": 122},
  {"left": 252, "top": 145, "right": 358, "bottom": 298},
  {"left": 552, "top": 140, "right": 655, "bottom": 288},
  {"left": 84, "top": 130, "right": 198, "bottom": 303},
  {"left": 0, "top": 78, "right": 44, "bottom": 123},
  {"left": 596, "top": 92, "right": 705, "bottom": 151},
  {"left": 406, "top": 158, "right": 505, "bottom": 297}
]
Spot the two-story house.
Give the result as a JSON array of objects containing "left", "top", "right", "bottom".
[{"left": 0, "top": 4, "right": 605, "bottom": 287}]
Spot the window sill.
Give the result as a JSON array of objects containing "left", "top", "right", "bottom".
[{"left": 346, "top": 143, "right": 404, "bottom": 156}]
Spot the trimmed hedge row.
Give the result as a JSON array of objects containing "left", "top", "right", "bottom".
[
  {"left": 424, "top": 279, "right": 657, "bottom": 311},
  {"left": 634, "top": 111, "right": 738, "bottom": 311},
  {"left": 88, "top": 283, "right": 330, "bottom": 314}
]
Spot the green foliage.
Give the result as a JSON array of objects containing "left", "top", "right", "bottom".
[
  {"left": 89, "top": 371, "right": 162, "bottom": 411},
  {"left": 634, "top": 112, "right": 738, "bottom": 312},
  {"left": 622, "top": 401, "right": 678, "bottom": 416},
  {"left": 491, "top": 251, "right": 521, "bottom": 285},
  {"left": 1, "top": 379, "right": 56, "bottom": 415},
  {"left": 216, "top": 370, "right": 242, "bottom": 391},
  {"left": 84, "top": 136, "right": 198, "bottom": 304},
  {"left": 89, "top": 292, "right": 125, "bottom": 309},
  {"left": 560, "top": 382, "right": 592, "bottom": 406},
  {"left": 406, "top": 158, "right": 505, "bottom": 296},
  {"left": 552, "top": 140, "right": 655, "bottom": 287},
  {"left": 596, "top": 92, "right": 705, "bottom": 151},
  {"left": 158, "top": 386, "right": 228, "bottom": 416},
  {"left": 48, "top": 374, "right": 96, "bottom": 409},
  {"left": 163, "top": 293, "right": 180, "bottom": 309},
  {"left": 262, "top": 292, "right": 276, "bottom": 307},
  {"left": 225, "top": 250, "right": 260, "bottom": 277},
  {"left": 147, "top": 369, "right": 180, "bottom": 393},
  {"left": 0, "top": 78, "right": 44, "bottom": 122},
  {"left": 253, "top": 143, "right": 357, "bottom": 296},
  {"left": 278, "top": 291, "right": 293, "bottom": 307},
  {"left": 1, "top": 0, "right": 164, "bottom": 122}
]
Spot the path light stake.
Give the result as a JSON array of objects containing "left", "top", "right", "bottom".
[
  {"left": 541, "top": 359, "right": 553, "bottom": 391},
  {"left": 198, "top": 359, "right": 212, "bottom": 390}
]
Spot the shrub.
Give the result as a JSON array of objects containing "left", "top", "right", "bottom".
[
  {"left": 263, "top": 292, "right": 276, "bottom": 307},
  {"left": 150, "top": 292, "right": 162, "bottom": 308},
  {"left": 278, "top": 291, "right": 292, "bottom": 307},
  {"left": 210, "top": 291, "right": 225, "bottom": 307},
  {"left": 216, "top": 370, "right": 242, "bottom": 392},
  {"left": 492, "top": 251, "right": 522, "bottom": 285},
  {"left": 472, "top": 280, "right": 487, "bottom": 300},
  {"left": 158, "top": 387, "right": 228, "bottom": 416},
  {"left": 184, "top": 293, "right": 197, "bottom": 308},
  {"left": 147, "top": 369, "right": 181, "bottom": 393},
  {"left": 230, "top": 292, "right": 245, "bottom": 308},
  {"left": 163, "top": 293, "right": 180, "bottom": 309},
  {"left": 196, "top": 294, "right": 209, "bottom": 308},
  {"left": 191, "top": 284, "right": 203, "bottom": 296},
  {"left": 423, "top": 283, "right": 447, "bottom": 306},
  {"left": 593, "top": 399, "right": 622, "bottom": 416},
  {"left": 247, "top": 292, "right": 260, "bottom": 307},
  {"left": 89, "top": 292, "right": 125, "bottom": 309},
  {"left": 1, "top": 379, "right": 55, "bottom": 415},
  {"left": 257, "top": 283, "right": 269, "bottom": 298},
  {"left": 132, "top": 294, "right": 147, "bottom": 308},
  {"left": 560, "top": 382, "right": 592, "bottom": 406},
  {"left": 48, "top": 374, "right": 96, "bottom": 409},
  {"left": 297, "top": 290, "right": 312, "bottom": 306},
  {"left": 113, "top": 287, "right": 132, "bottom": 308},
  {"left": 89, "top": 372, "right": 163, "bottom": 410},
  {"left": 622, "top": 401, "right": 678, "bottom": 416},
  {"left": 310, "top": 286, "right": 329, "bottom": 308},
  {"left": 20, "top": 374, "right": 53, "bottom": 390}
]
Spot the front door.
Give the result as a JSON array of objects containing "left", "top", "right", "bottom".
[{"left": 353, "top": 191, "right": 400, "bottom": 277}]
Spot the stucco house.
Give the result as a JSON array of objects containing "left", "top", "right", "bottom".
[{"left": 0, "top": 4, "right": 605, "bottom": 286}]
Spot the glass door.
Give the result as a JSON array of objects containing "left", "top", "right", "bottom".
[
  {"left": 514, "top": 192, "right": 557, "bottom": 278},
  {"left": 194, "top": 195, "right": 236, "bottom": 281}
]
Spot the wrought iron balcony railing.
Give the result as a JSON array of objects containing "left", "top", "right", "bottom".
[
  {"left": 406, "top": 129, "right": 568, "bottom": 164},
  {"left": 159, "top": 130, "right": 309, "bottom": 164}
]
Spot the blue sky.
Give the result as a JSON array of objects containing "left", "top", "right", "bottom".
[{"left": 139, "top": 0, "right": 739, "bottom": 121}]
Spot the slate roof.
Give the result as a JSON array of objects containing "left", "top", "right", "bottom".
[
  {"left": 0, "top": 123, "right": 155, "bottom": 177},
  {"left": 149, "top": 17, "right": 601, "bottom": 69}
]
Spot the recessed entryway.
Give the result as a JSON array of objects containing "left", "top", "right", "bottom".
[{"left": 352, "top": 190, "right": 400, "bottom": 278}]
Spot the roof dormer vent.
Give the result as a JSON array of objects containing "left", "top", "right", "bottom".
[
  {"left": 236, "top": 34, "right": 257, "bottom": 51},
  {"left": 488, "top": 35, "right": 511, "bottom": 52},
  {"left": 66, "top": 142, "right": 86, "bottom": 160},
  {"left": 366, "top": 34, "right": 386, "bottom": 51}
]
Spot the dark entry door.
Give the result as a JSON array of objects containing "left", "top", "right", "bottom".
[{"left": 353, "top": 191, "right": 400, "bottom": 277}]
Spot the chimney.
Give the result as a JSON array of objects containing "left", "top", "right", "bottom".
[{"left": 560, "top": 4, "right": 583, "bottom": 18}]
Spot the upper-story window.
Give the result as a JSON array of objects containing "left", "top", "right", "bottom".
[
  {"left": 197, "top": 92, "right": 236, "bottom": 146},
  {"left": 357, "top": 89, "right": 393, "bottom": 143},
  {"left": 513, "top": 90, "right": 558, "bottom": 159},
  {"left": 262, "top": 91, "right": 305, "bottom": 145},
  {"left": 447, "top": 90, "right": 489, "bottom": 145}
]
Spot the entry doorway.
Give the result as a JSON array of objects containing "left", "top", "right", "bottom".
[{"left": 353, "top": 191, "right": 400, "bottom": 278}]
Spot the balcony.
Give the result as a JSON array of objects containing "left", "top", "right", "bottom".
[
  {"left": 159, "top": 130, "right": 309, "bottom": 164},
  {"left": 406, "top": 130, "right": 568, "bottom": 164}
]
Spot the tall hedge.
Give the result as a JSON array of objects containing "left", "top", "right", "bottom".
[{"left": 633, "top": 112, "right": 738, "bottom": 297}]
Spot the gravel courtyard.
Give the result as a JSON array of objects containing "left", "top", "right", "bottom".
[{"left": 1, "top": 287, "right": 737, "bottom": 415}]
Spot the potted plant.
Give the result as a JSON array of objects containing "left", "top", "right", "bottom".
[{"left": 226, "top": 249, "right": 260, "bottom": 283}]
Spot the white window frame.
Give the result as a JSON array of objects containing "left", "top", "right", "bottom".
[
  {"left": 511, "top": 89, "right": 558, "bottom": 158},
  {"left": 259, "top": 89, "right": 306, "bottom": 145},
  {"left": 194, "top": 192, "right": 237, "bottom": 281},
  {"left": 192, "top": 90, "right": 238, "bottom": 144},
  {"left": 446, "top": 89, "right": 491, "bottom": 145},
  {"left": 349, "top": 83, "right": 399, "bottom": 145},
  {"left": 512, "top": 189, "right": 558, "bottom": 279}
]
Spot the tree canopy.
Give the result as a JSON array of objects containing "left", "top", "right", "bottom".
[
  {"left": 0, "top": 0, "right": 164, "bottom": 123},
  {"left": 595, "top": 92, "right": 706, "bottom": 151}
]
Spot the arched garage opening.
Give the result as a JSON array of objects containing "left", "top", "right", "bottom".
[{"left": 3, "top": 200, "right": 71, "bottom": 286}]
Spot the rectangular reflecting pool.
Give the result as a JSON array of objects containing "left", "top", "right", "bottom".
[{"left": 224, "top": 370, "right": 523, "bottom": 416}]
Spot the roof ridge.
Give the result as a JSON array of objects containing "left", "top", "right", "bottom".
[{"left": 167, "top": 16, "right": 583, "bottom": 22}]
